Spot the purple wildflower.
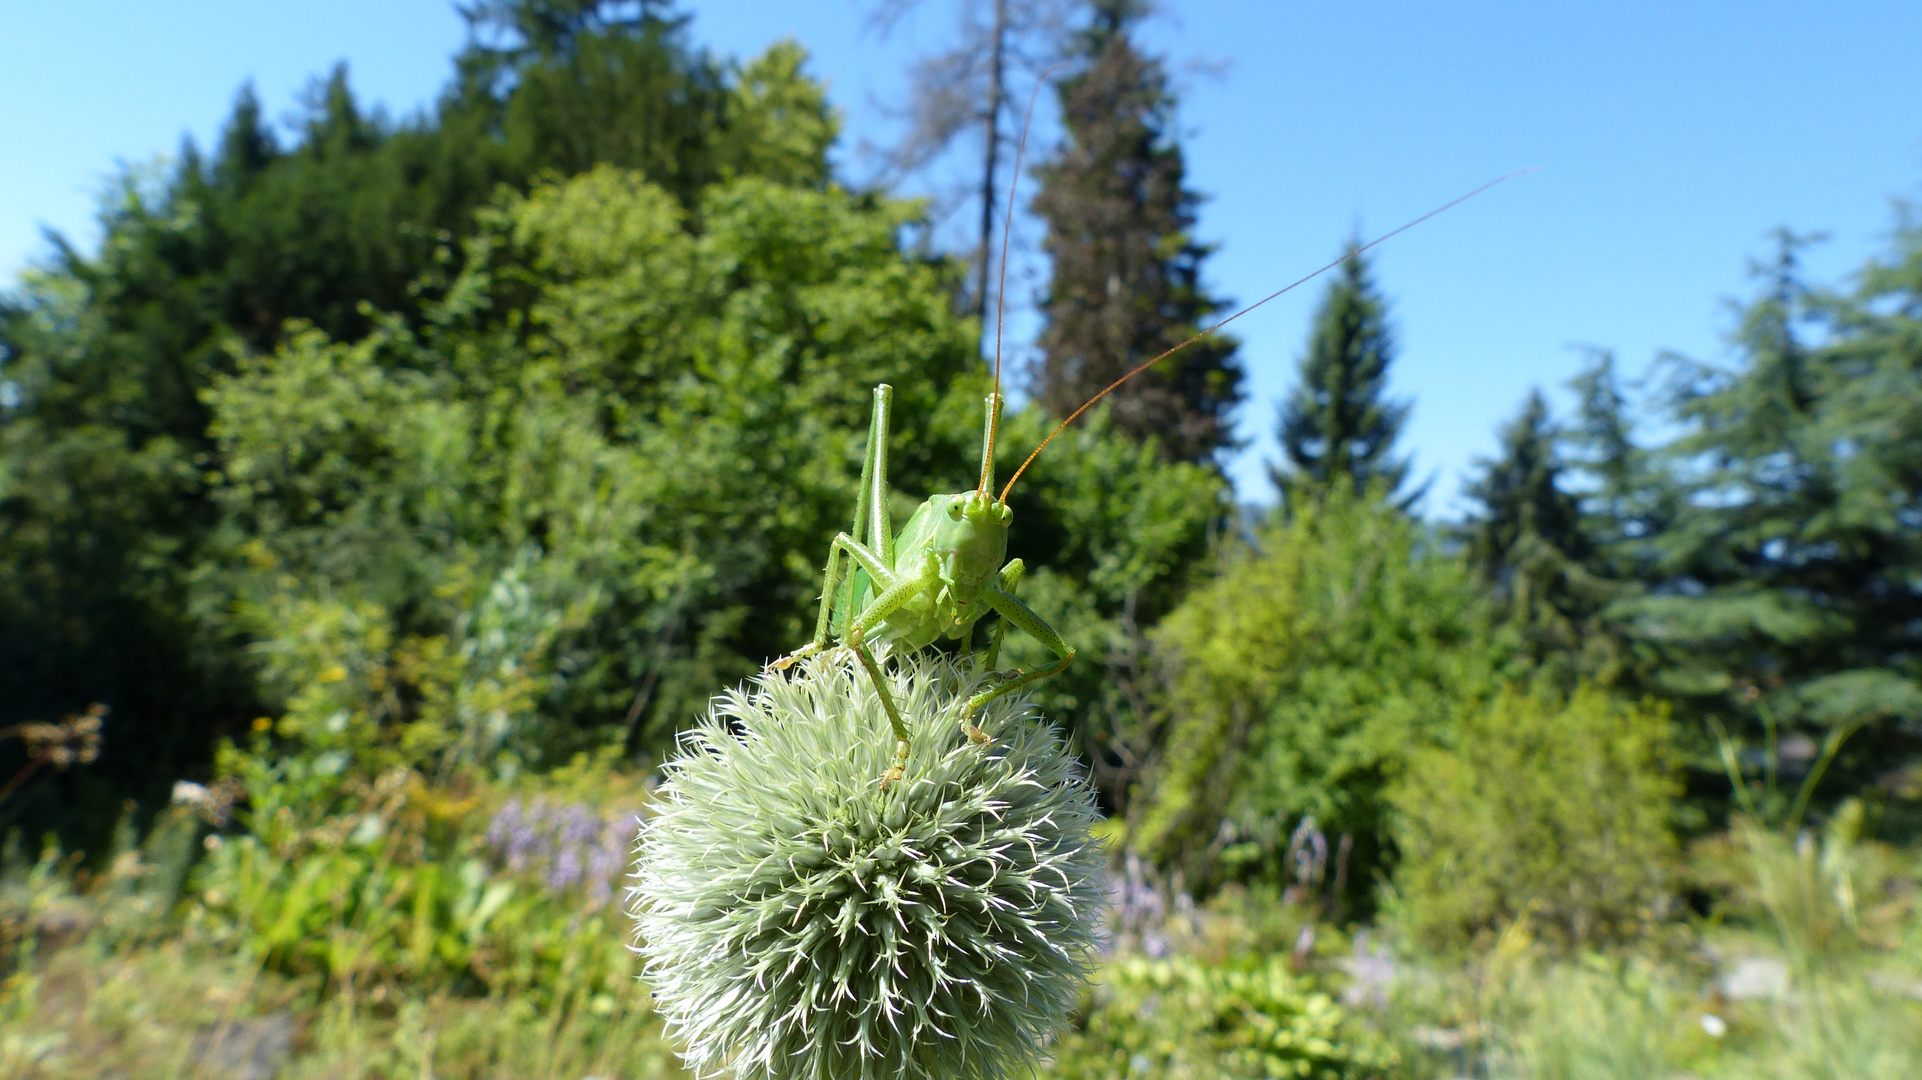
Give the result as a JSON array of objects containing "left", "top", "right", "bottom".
[{"left": 484, "top": 796, "right": 646, "bottom": 908}]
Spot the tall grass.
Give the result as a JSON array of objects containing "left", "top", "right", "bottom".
[{"left": 1381, "top": 804, "right": 1922, "bottom": 1080}]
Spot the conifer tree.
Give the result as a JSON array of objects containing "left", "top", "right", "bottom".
[
  {"left": 1030, "top": 0, "right": 1243, "bottom": 463},
  {"left": 1604, "top": 229, "right": 1922, "bottom": 807},
  {"left": 1564, "top": 350, "right": 1678, "bottom": 595},
  {"left": 212, "top": 84, "right": 277, "bottom": 193},
  {"left": 1458, "top": 389, "right": 1599, "bottom": 664},
  {"left": 1268, "top": 246, "right": 1413, "bottom": 506}
]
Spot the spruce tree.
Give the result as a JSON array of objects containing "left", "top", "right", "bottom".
[
  {"left": 1268, "top": 246, "right": 1413, "bottom": 507},
  {"left": 1458, "top": 389, "right": 1601, "bottom": 665},
  {"left": 1030, "top": 0, "right": 1243, "bottom": 463}
]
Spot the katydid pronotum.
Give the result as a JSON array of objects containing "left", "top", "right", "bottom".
[{"left": 772, "top": 152, "right": 1531, "bottom": 788}]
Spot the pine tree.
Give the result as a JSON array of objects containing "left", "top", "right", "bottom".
[
  {"left": 1030, "top": 0, "right": 1243, "bottom": 463},
  {"left": 1458, "top": 389, "right": 1600, "bottom": 665},
  {"left": 1268, "top": 246, "right": 1413, "bottom": 506}
]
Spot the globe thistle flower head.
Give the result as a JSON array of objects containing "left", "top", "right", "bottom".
[{"left": 629, "top": 650, "right": 1105, "bottom": 1080}]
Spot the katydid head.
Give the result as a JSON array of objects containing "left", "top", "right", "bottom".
[
  {"left": 912, "top": 389, "right": 1012, "bottom": 610},
  {"left": 907, "top": 490, "right": 1011, "bottom": 608}
]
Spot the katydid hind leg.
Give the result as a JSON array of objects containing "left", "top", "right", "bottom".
[
  {"left": 780, "top": 385, "right": 888, "bottom": 668},
  {"left": 838, "top": 383, "right": 895, "bottom": 638},
  {"left": 839, "top": 385, "right": 892, "bottom": 636},
  {"left": 867, "top": 384, "right": 895, "bottom": 568}
]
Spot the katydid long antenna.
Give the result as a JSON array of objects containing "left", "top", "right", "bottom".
[
  {"left": 980, "top": 62, "right": 1069, "bottom": 498},
  {"left": 998, "top": 166, "right": 1540, "bottom": 504}
]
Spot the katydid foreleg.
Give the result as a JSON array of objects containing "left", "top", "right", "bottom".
[
  {"left": 838, "top": 546, "right": 934, "bottom": 785},
  {"left": 979, "top": 559, "right": 1026, "bottom": 671},
  {"left": 969, "top": 580, "right": 1075, "bottom": 721}
]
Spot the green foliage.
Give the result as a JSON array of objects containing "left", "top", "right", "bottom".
[
  {"left": 989, "top": 405, "right": 1228, "bottom": 814},
  {"left": 1137, "top": 484, "right": 1495, "bottom": 897},
  {"left": 194, "top": 736, "right": 645, "bottom": 1001},
  {"left": 1269, "top": 250, "right": 1413, "bottom": 507},
  {"left": 1045, "top": 954, "right": 1395, "bottom": 1080},
  {"left": 1458, "top": 389, "right": 1613, "bottom": 674},
  {"left": 0, "top": 7, "right": 847, "bottom": 845},
  {"left": 1586, "top": 224, "right": 1922, "bottom": 817},
  {"left": 1715, "top": 804, "right": 1922, "bottom": 1080},
  {"left": 631, "top": 652, "right": 1104, "bottom": 1080},
  {"left": 0, "top": 824, "right": 679, "bottom": 1080},
  {"left": 1389, "top": 685, "right": 1680, "bottom": 952},
  {"left": 162, "top": 567, "right": 646, "bottom": 1001},
  {"left": 1689, "top": 798, "right": 1917, "bottom": 968},
  {"left": 720, "top": 40, "right": 842, "bottom": 186},
  {"left": 1473, "top": 956, "right": 1716, "bottom": 1080},
  {"left": 201, "top": 165, "right": 977, "bottom": 765},
  {"left": 1387, "top": 809, "right": 1922, "bottom": 1080},
  {"left": 1031, "top": 0, "right": 1244, "bottom": 463}
]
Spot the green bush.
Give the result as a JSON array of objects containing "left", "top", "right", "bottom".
[
  {"left": 1389, "top": 684, "right": 1679, "bottom": 951},
  {"left": 1137, "top": 484, "right": 1497, "bottom": 896},
  {"left": 1046, "top": 954, "right": 1394, "bottom": 1080}
]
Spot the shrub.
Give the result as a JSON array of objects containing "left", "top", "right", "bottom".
[
  {"left": 1390, "top": 684, "right": 1678, "bottom": 951},
  {"left": 1046, "top": 954, "right": 1395, "bottom": 1080},
  {"left": 1137, "top": 484, "right": 1496, "bottom": 897}
]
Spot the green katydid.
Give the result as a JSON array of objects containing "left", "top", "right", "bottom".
[
  {"left": 768, "top": 381, "right": 1064, "bottom": 787},
  {"left": 772, "top": 153, "right": 1532, "bottom": 786}
]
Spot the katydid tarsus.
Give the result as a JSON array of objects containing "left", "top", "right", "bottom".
[{"left": 772, "top": 121, "right": 1531, "bottom": 789}]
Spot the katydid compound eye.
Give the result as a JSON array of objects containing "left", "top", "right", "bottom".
[{"left": 948, "top": 502, "right": 963, "bottom": 519}]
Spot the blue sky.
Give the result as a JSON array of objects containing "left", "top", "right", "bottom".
[{"left": 4, "top": 1, "right": 1919, "bottom": 513}]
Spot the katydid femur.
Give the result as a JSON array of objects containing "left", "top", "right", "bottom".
[{"left": 773, "top": 157, "right": 1533, "bottom": 787}]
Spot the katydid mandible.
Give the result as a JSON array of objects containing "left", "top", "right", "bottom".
[{"left": 772, "top": 134, "right": 1532, "bottom": 789}]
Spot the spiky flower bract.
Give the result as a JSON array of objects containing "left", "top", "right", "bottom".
[{"left": 629, "top": 650, "right": 1105, "bottom": 1080}]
